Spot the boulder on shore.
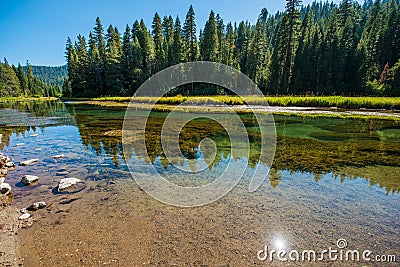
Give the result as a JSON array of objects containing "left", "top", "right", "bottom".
[
  {"left": 5, "top": 162, "right": 15, "bottom": 168},
  {"left": 27, "top": 201, "right": 47, "bottom": 211},
  {"left": 21, "top": 175, "right": 39, "bottom": 186},
  {"left": 0, "top": 168, "right": 8, "bottom": 177},
  {"left": 58, "top": 178, "right": 82, "bottom": 191},
  {"left": 20, "top": 159, "right": 39, "bottom": 166},
  {"left": 0, "top": 182, "right": 11, "bottom": 195},
  {"left": 0, "top": 154, "right": 10, "bottom": 163}
]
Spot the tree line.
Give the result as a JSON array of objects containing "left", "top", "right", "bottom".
[
  {"left": 25, "top": 65, "right": 68, "bottom": 87},
  {"left": 0, "top": 59, "right": 62, "bottom": 97},
  {"left": 64, "top": 0, "right": 400, "bottom": 97}
]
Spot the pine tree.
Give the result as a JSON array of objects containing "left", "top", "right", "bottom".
[
  {"left": 131, "top": 36, "right": 145, "bottom": 91},
  {"left": 292, "top": 8, "right": 317, "bottom": 93},
  {"left": 88, "top": 32, "right": 101, "bottom": 95},
  {"left": 321, "top": 8, "right": 340, "bottom": 93},
  {"left": 259, "top": 8, "right": 269, "bottom": 23},
  {"left": 16, "top": 64, "right": 29, "bottom": 95},
  {"left": 360, "top": 0, "right": 383, "bottom": 81},
  {"left": 171, "top": 16, "right": 185, "bottom": 64},
  {"left": 94, "top": 17, "right": 107, "bottom": 95},
  {"left": 216, "top": 14, "right": 226, "bottom": 63},
  {"left": 122, "top": 25, "right": 133, "bottom": 93},
  {"left": 225, "top": 22, "right": 237, "bottom": 67},
  {"left": 183, "top": 5, "right": 199, "bottom": 61},
  {"left": 26, "top": 61, "right": 35, "bottom": 95},
  {"left": 0, "top": 59, "right": 22, "bottom": 97},
  {"left": 152, "top": 13, "right": 166, "bottom": 72},
  {"left": 139, "top": 20, "right": 155, "bottom": 77},
  {"left": 337, "top": 1, "right": 362, "bottom": 94},
  {"left": 235, "top": 21, "right": 249, "bottom": 72},
  {"left": 246, "top": 19, "right": 269, "bottom": 91},
  {"left": 163, "top": 16, "right": 175, "bottom": 65},
  {"left": 75, "top": 34, "right": 89, "bottom": 95},
  {"left": 380, "top": 0, "right": 400, "bottom": 67},
  {"left": 337, "top": 0, "right": 353, "bottom": 28},
  {"left": 269, "top": 0, "right": 302, "bottom": 94},
  {"left": 200, "top": 11, "right": 219, "bottom": 61},
  {"left": 62, "top": 77, "right": 72, "bottom": 97},
  {"left": 105, "top": 25, "right": 123, "bottom": 95}
]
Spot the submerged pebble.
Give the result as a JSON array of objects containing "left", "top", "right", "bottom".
[
  {"left": 58, "top": 178, "right": 83, "bottom": 191},
  {"left": 51, "top": 154, "right": 65, "bottom": 159},
  {"left": 20, "top": 159, "right": 39, "bottom": 166},
  {"left": 27, "top": 201, "right": 47, "bottom": 211},
  {"left": 18, "top": 213, "right": 31, "bottom": 220},
  {"left": 21, "top": 175, "right": 39, "bottom": 186},
  {"left": 5, "top": 162, "right": 15, "bottom": 168}
]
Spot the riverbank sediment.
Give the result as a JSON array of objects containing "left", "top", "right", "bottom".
[{"left": 0, "top": 152, "right": 21, "bottom": 266}]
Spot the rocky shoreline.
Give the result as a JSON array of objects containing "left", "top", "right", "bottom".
[
  {"left": 0, "top": 152, "right": 22, "bottom": 266},
  {"left": 0, "top": 143, "right": 82, "bottom": 266}
]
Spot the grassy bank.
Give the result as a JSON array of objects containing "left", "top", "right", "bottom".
[
  {"left": 63, "top": 96, "right": 400, "bottom": 109},
  {"left": 0, "top": 96, "right": 59, "bottom": 102}
]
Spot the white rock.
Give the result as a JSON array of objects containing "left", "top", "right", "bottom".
[
  {"left": 0, "top": 168, "right": 8, "bottom": 176},
  {"left": 5, "top": 162, "right": 15, "bottom": 168},
  {"left": 0, "top": 169, "right": 8, "bottom": 176},
  {"left": 28, "top": 201, "right": 47, "bottom": 211},
  {"left": 30, "top": 133, "right": 39, "bottom": 137},
  {"left": 18, "top": 213, "right": 31, "bottom": 220},
  {"left": 21, "top": 175, "right": 39, "bottom": 186},
  {"left": 58, "top": 178, "right": 82, "bottom": 191},
  {"left": 0, "top": 183, "right": 12, "bottom": 195},
  {"left": 50, "top": 154, "right": 65, "bottom": 159},
  {"left": 37, "top": 201, "right": 47, "bottom": 208},
  {"left": 20, "top": 159, "right": 39, "bottom": 166},
  {"left": 0, "top": 155, "right": 10, "bottom": 162}
]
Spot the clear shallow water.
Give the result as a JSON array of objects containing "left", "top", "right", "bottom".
[{"left": 1, "top": 100, "right": 399, "bottom": 265}]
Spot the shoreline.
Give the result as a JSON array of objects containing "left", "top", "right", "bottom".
[{"left": 0, "top": 153, "right": 22, "bottom": 266}]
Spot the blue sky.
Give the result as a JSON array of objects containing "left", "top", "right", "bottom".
[{"left": 0, "top": 0, "right": 353, "bottom": 66}]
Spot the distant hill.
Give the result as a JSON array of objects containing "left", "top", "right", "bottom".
[{"left": 23, "top": 65, "right": 67, "bottom": 86}]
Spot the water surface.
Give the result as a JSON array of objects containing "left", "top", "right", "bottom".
[{"left": 0, "top": 100, "right": 399, "bottom": 266}]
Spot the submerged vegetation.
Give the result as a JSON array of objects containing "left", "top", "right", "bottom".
[
  {"left": 63, "top": 104, "right": 400, "bottom": 194},
  {"left": 1, "top": 99, "right": 399, "bottom": 192}
]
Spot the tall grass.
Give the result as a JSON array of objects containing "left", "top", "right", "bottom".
[
  {"left": 64, "top": 96, "right": 400, "bottom": 109},
  {"left": 0, "top": 96, "right": 59, "bottom": 102}
]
